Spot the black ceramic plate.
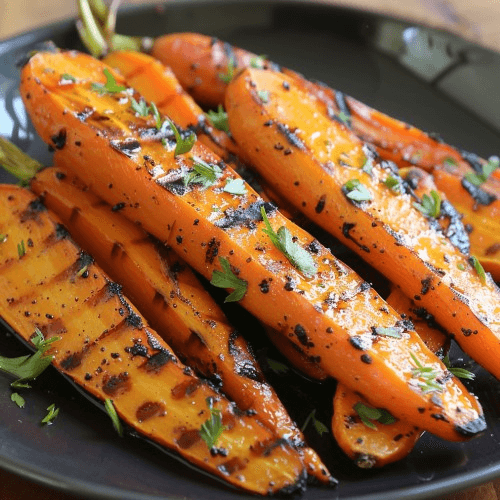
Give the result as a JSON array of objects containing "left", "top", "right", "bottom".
[{"left": 1, "top": 1, "right": 500, "bottom": 499}]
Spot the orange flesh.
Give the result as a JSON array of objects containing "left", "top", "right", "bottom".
[{"left": 20, "top": 50, "right": 485, "bottom": 441}]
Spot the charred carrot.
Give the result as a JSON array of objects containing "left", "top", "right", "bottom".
[
  {"left": 27, "top": 161, "right": 331, "bottom": 484},
  {"left": 225, "top": 67, "right": 500, "bottom": 386},
  {"left": 20, "top": 49, "right": 485, "bottom": 441},
  {"left": 0, "top": 184, "right": 306, "bottom": 495}
]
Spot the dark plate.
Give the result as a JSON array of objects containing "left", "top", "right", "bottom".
[{"left": 1, "top": 1, "right": 500, "bottom": 499}]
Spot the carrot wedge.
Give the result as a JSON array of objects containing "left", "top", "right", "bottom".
[
  {"left": 21, "top": 49, "right": 485, "bottom": 442},
  {"left": 225, "top": 67, "right": 500, "bottom": 384},
  {"left": 28, "top": 163, "right": 332, "bottom": 484},
  {"left": 0, "top": 185, "right": 306, "bottom": 495}
]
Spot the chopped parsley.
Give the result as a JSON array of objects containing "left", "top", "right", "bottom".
[
  {"left": 184, "top": 157, "right": 222, "bottom": 189},
  {"left": 301, "top": 409, "right": 328, "bottom": 436},
  {"left": 361, "top": 157, "right": 373, "bottom": 175},
  {"left": 104, "top": 398, "right": 123, "bottom": 437},
  {"left": 372, "top": 326, "right": 402, "bottom": 339},
  {"left": 469, "top": 255, "right": 486, "bottom": 283},
  {"left": 166, "top": 119, "right": 196, "bottom": 157},
  {"left": 219, "top": 56, "right": 235, "bottom": 84},
  {"left": 41, "top": 403, "right": 59, "bottom": 424},
  {"left": 250, "top": 54, "right": 267, "bottom": 69},
  {"left": 210, "top": 257, "right": 248, "bottom": 302},
  {"left": 205, "top": 105, "right": 230, "bottom": 133},
  {"left": 343, "top": 179, "right": 372, "bottom": 202},
  {"left": 354, "top": 402, "right": 396, "bottom": 430},
  {"left": 0, "top": 234, "right": 6, "bottom": 243},
  {"left": 11, "top": 392, "right": 25, "bottom": 408},
  {"left": 337, "top": 111, "right": 350, "bottom": 126},
  {"left": 443, "top": 353, "right": 475, "bottom": 380},
  {"left": 17, "top": 240, "right": 26, "bottom": 258},
  {"left": 0, "top": 328, "right": 59, "bottom": 388},
  {"left": 410, "top": 352, "right": 442, "bottom": 393},
  {"left": 199, "top": 397, "right": 227, "bottom": 449},
  {"left": 60, "top": 73, "right": 76, "bottom": 83},
  {"left": 443, "top": 157, "right": 457, "bottom": 168},
  {"left": 130, "top": 97, "right": 151, "bottom": 117},
  {"left": 223, "top": 178, "right": 247, "bottom": 196},
  {"left": 260, "top": 206, "right": 317, "bottom": 277},
  {"left": 91, "top": 68, "right": 126, "bottom": 94},
  {"left": 257, "top": 90, "right": 270, "bottom": 103},
  {"left": 382, "top": 175, "right": 401, "bottom": 193},
  {"left": 413, "top": 190, "right": 441, "bottom": 218},
  {"left": 464, "top": 156, "right": 499, "bottom": 186}
]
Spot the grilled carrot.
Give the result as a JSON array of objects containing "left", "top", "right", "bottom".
[
  {"left": 0, "top": 184, "right": 306, "bottom": 495},
  {"left": 20, "top": 49, "right": 485, "bottom": 441},
  {"left": 332, "top": 286, "right": 449, "bottom": 468},
  {"left": 28, "top": 162, "right": 331, "bottom": 484},
  {"left": 225, "top": 67, "right": 500, "bottom": 384}
]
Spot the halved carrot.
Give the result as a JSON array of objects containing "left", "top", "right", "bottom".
[
  {"left": 225, "top": 67, "right": 500, "bottom": 386},
  {"left": 0, "top": 184, "right": 306, "bottom": 495},
  {"left": 30, "top": 163, "right": 332, "bottom": 484},
  {"left": 20, "top": 49, "right": 485, "bottom": 441}
]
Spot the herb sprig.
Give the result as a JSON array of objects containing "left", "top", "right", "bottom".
[
  {"left": 166, "top": 119, "right": 196, "bottom": 157},
  {"left": 210, "top": 257, "right": 248, "bottom": 302},
  {"left": 413, "top": 190, "right": 441, "bottom": 218},
  {"left": 301, "top": 409, "right": 329, "bottom": 436},
  {"left": 260, "top": 207, "right": 317, "bottom": 277},
  {"left": 443, "top": 353, "right": 475, "bottom": 380},
  {"left": 343, "top": 179, "right": 372, "bottom": 202},
  {"left": 205, "top": 105, "right": 230, "bottom": 133},
  {"left": 199, "top": 397, "right": 227, "bottom": 449},
  {"left": 184, "top": 157, "right": 222, "bottom": 189},
  {"left": 464, "top": 156, "right": 499, "bottom": 186},
  {"left": 354, "top": 402, "right": 396, "bottom": 430},
  {"left": 91, "top": 68, "right": 126, "bottom": 94},
  {"left": 410, "top": 352, "right": 443, "bottom": 393},
  {"left": 41, "top": 403, "right": 60, "bottom": 424}
]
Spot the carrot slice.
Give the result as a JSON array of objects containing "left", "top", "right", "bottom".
[
  {"left": 20, "top": 49, "right": 485, "bottom": 442},
  {"left": 30, "top": 163, "right": 332, "bottom": 484},
  {"left": 0, "top": 184, "right": 306, "bottom": 495},
  {"left": 224, "top": 67, "right": 500, "bottom": 386}
]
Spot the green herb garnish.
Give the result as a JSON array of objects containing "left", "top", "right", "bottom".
[
  {"left": 343, "top": 179, "right": 372, "bottom": 202},
  {"left": 0, "top": 328, "right": 59, "bottom": 388},
  {"left": 337, "top": 111, "right": 350, "bottom": 126},
  {"left": 257, "top": 90, "right": 270, "bottom": 103},
  {"left": 199, "top": 397, "right": 227, "bottom": 449},
  {"left": 373, "top": 326, "right": 402, "bottom": 339},
  {"left": 150, "top": 102, "right": 163, "bottom": 131},
  {"left": 219, "top": 56, "right": 235, "bottom": 84},
  {"left": 223, "top": 178, "right": 247, "bottom": 196},
  {"left": 469, "top": 255, "right": 486, "bottom": 283},
  {"left": 104, "top": 398, "right": 123, "bottom": 437},
  {"left": 464, "top": 156, "right": 499, "bottom": 186},
  {"left": 383, "top": 175, "right": 401, "bottom": 193},
  {"left": 410, "top": 352, "right": 443, "bottom": 393},
  {"left": 354, "top": 402, "right": 396, "bottom": 430},
  {"left": 60, "top": 73, "right": 76, "bottom": 83},
  {"left": 442, "top": 353, "right": 475, "bottom": 380},
  {"left": 260, "top": 206, "right": 317, "bottom": 277},
  {"left": 11, "top": 392, "right": 25, "bottom": 408},
  {"left": 443, "top": 157, "right": 457, "bottom": 168},
  {"left": 184, "top": 157, "right": 222, "bottom": 189},
  {"left": 130, "top": 97, "right": 151, "bottom": 117},
  {"left": 76, "top": 265, "right": 88, "bottom": 278},
  {"left": 17, "top": 240, "right": 26, "bottom": 258},
  {"left": 41, "top": 403, "right": 59, "bottom": 424},
  {"left": 361, "top": 157, "right": 373, "bottom": 175},
  {"left": 301, "top": 409, "right": 328, "bottom": 436},
  {"left": 205, "top": 105, "right": 230, "bottom": 133},
  {"left": 0, "top": 234, "right": 6, "bottom": 243},
  {"left": 91, "top": 68, "right": 126, "bottom": 94},
  {"left": 166, "top": 119, "right": 196, "bottom": 157},
  {"left": 457, "top": 263, "right": 465, "bottom": 271},
  {"left": 250, "top": 54, "right": 267, "bottom": 69},
  {"left": 413, "top": 190, "right": 441, "bottom": 218},
  {"left": 210, "top": 257, "right": 248, "bottom": 302}
]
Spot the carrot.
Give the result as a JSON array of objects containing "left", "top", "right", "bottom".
[
  {"left": 225, "top": 67, "right": 500, "bottom": 385},
  {"left": 0, "top": 184, "right": 306, "bottom": 495},
  {"left": 28, "top": 162, "right": 332, "bottom": 484},
  {"left": 20, "top": 49, "right": 485, "bottom": 442},
  {"left": 401, "top": 166, "right": 500, "bottom": 282},
  {"left": 332, "top": 286, "right": 449, "bottom": 468}
]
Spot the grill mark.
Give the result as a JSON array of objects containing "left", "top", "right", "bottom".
[
  {"left": 19, "top": 197, "right": 46, "bottom": 223},
  {"left": 342, "top": 222, "right": 370, "bottom": 253},
  {"left": 334, "top": 90, "right": 352, "bottom": 128},
  {"left": 461, "top": 177, "right": 496, "bottom": 206},
  {"left": 275, "top": 122, "right": 305, "bottom": 150},
  {"left": 102, "top": 372, "right": 131, "bottom": 396},
  {"left": 110, "top": 139, "right": 141, "bottom": 158},
  {"left": 136, "top": 401, "right": 166, "bottom": 422},
  {"left": 439, "top": 200, "right": 470, "bottom": 254},
  {"left": 177, "top": 429, "right": 202, "bottom": 449},
  {"left": 215, "top": 200, "right": 276, "bottom": 229},
  {"left": 460, "top": 150, "right": 483, "bottom": 173},
  {"left": 171, "top": 378, "right": 202, "bottom": 399},
  {"left": 142, "top": 349, "right": 176, "bottom": 373}
]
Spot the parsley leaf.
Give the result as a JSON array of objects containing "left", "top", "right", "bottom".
[
  {"left": 257, "top": 90, "right": 270, "bottom": 103},
  {"left": 343, "top": 179, "right": 372, "bottom": 202},
  {"left": 354, "top": 402, "right": 396, "bottom": 430},
  {"left": 184, "top": 157, "right": 222, "bottom": 189},
  {"left": 260, "top": 207, "right": 317, "bottom": 277},
  {"left": 469, "top": 255, "right": 486, "bottom": 283},
  {"left": 11, "top": 392, "right": 25, "bottom": 408},
  {"left": 464, "top": 156, "right": 499, "bottom": 186},
  {"left": 413, "top": 190, "right": 441, "bottom": 218},
  {"left": 219, "top": 56, "right": 235, "bottom": 83},
  {"left": 104, "top": 398, "right": 123, "bottom": 437},
  {"left": 0, "top": 328, "right": 58, "bottom": 388},
  {"left": 130, "top": 97, "right": 151, "bottom": 117},
  {"left": 301, "top": 409, "right": 328, "bottom": 436},
  {"left": 210, "top": 257, "right": 248, "bottom": 302},
  {"left": 199, "top": 397, "right": 227, "bottom": 449},
  {"left": 166, "top": 119, "right": 196, "bottom": 157},
  {"left": 41, "top": 403, "right": 59, "bottom": 424},
  {"left": 91, "top": 68, "right": 126, "bottom": 94},
  {"left": 223, "top": 178, "right": 247, "bottom": 196},
  {"left": 17, "top": 240, "right": 26, "bottom": 258},
  {"left": 442, "top": 353, "right": 475, "bottom": 380},
  {"left": 205, "top": 105, "right": 230, "bottom": 133}
]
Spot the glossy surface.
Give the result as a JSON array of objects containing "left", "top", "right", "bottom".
[{"left": 1, "top": 1, "right": 500, "bottom": 499}]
